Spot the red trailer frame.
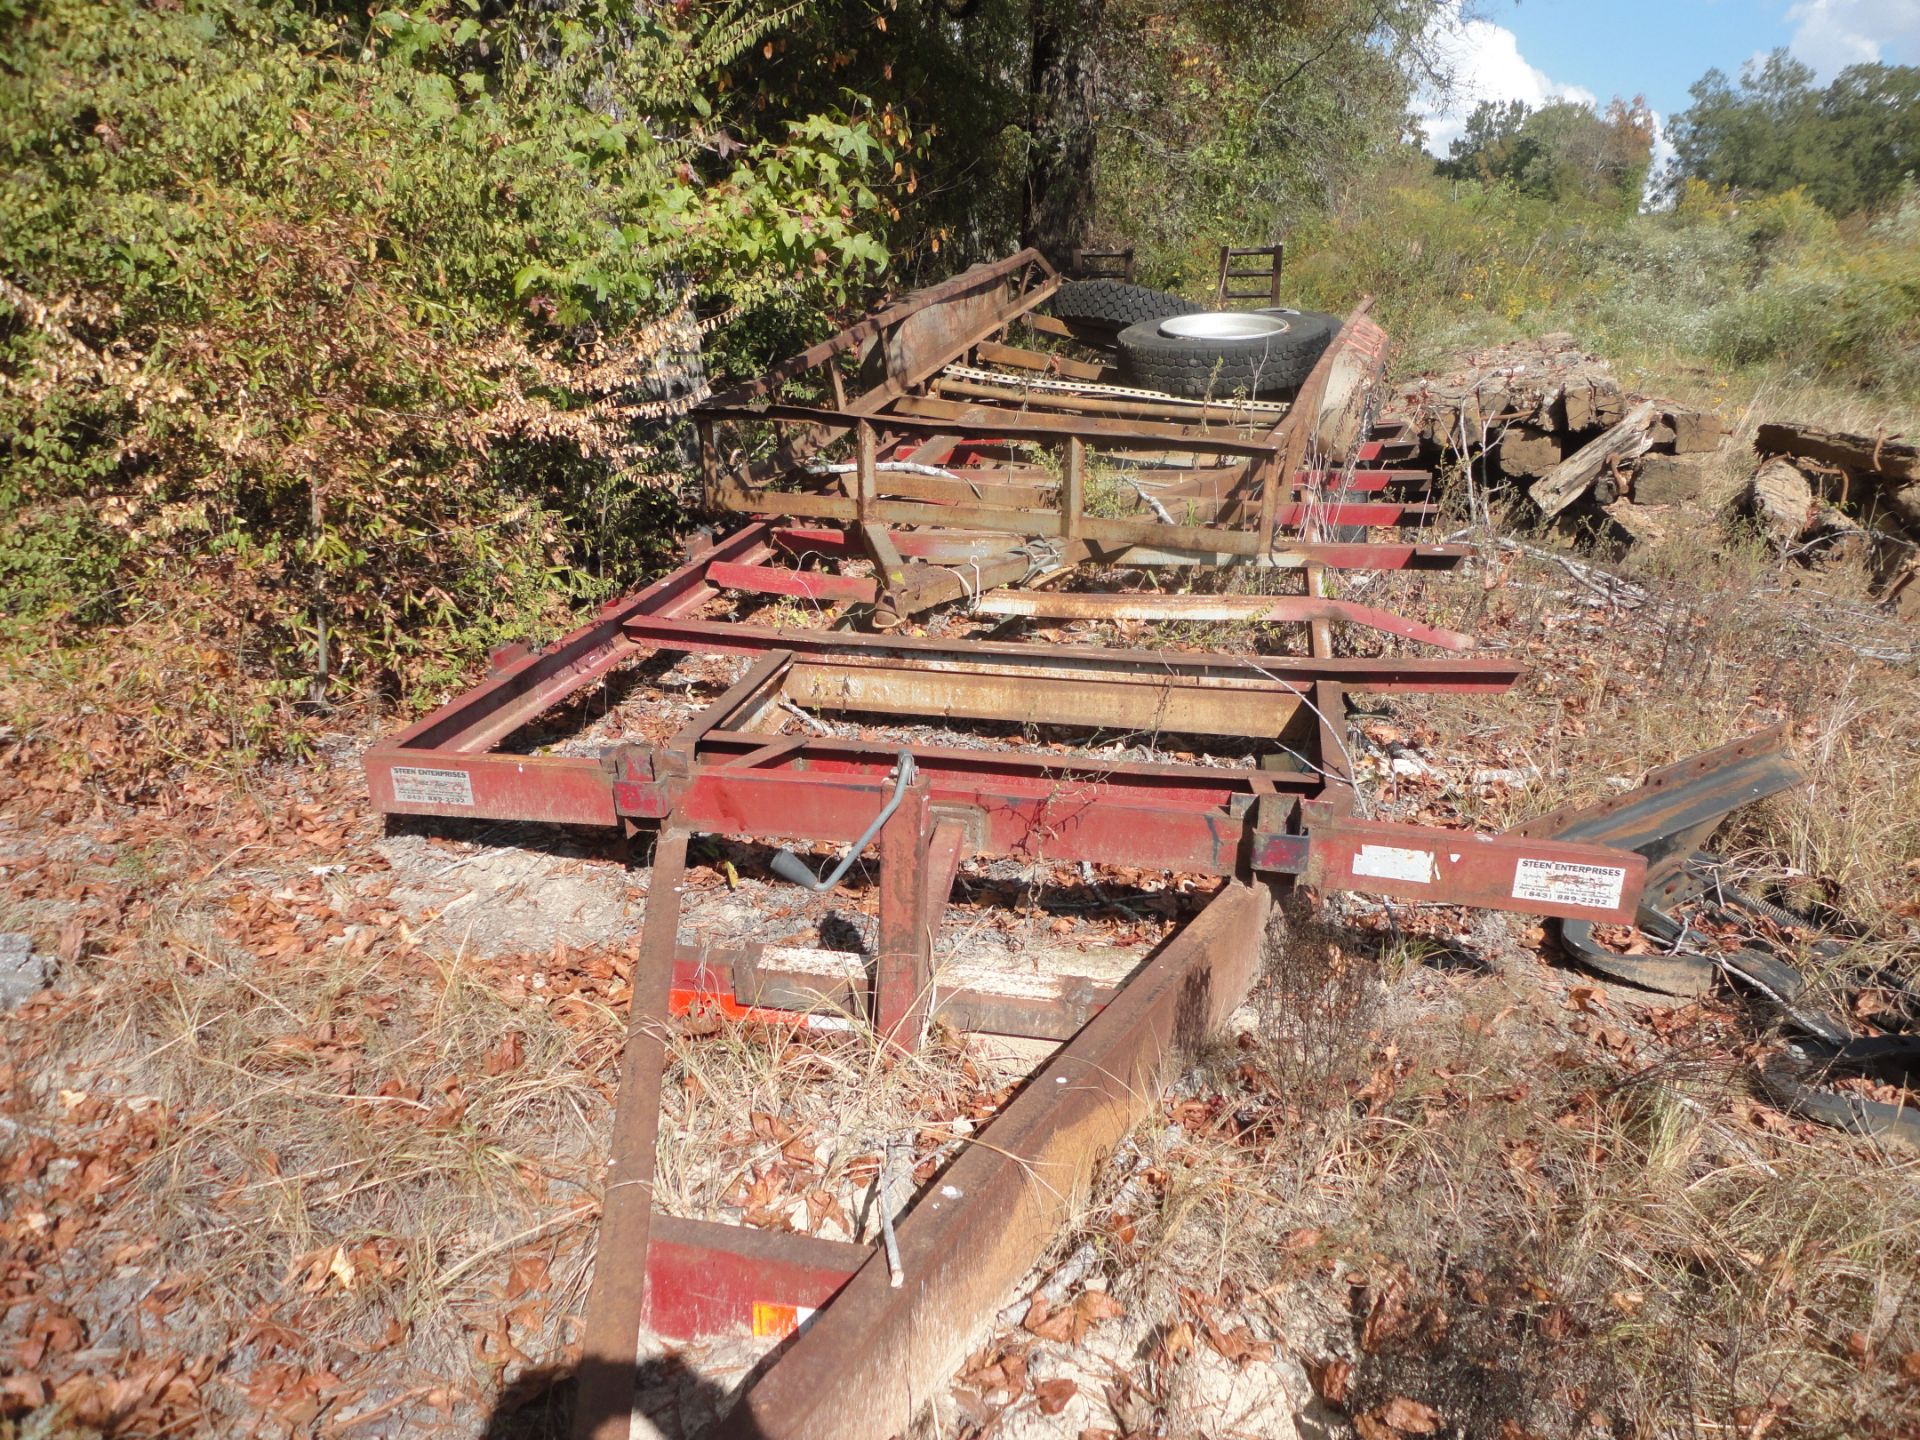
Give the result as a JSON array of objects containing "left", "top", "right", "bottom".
[{"left": 361, "top": 258, "right": 1670, "bottom": 1440}]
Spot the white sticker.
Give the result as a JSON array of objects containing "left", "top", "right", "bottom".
[
  {"left": 1353, "top": 844, "right": 1436, "bottom": 884},
  {"left": 390, "top": 766, "right": 475, "bottom": 807},
  {"left": 1512, "top": 858, "right": 1627, "bottom": 912}
]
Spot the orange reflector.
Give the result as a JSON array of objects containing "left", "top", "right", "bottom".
[{"left": 752, "top": 1301, "right": 799, "bottom": 1338}]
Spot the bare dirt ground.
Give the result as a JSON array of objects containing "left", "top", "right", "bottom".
[{"left": 3, "top": 507, "right": 1918, "bottom": 1440}]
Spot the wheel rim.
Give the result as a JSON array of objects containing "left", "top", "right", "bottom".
[{"left": 1156, "top": 311, "right": 1290, "bottom": 340}]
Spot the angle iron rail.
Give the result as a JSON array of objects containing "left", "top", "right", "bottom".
[{"left": 710, "top": 880, "right": 1276, "bottom": 1440}]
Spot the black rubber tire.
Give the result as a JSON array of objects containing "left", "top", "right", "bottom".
[
  {"left": 1115, "top": 309, "right": 1339, "bottom": 400},
  {"left": 1048, "top": 280, "right": 1201, "bottom": 334}
]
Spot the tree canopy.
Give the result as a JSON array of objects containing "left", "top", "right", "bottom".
[
  {"left": 1439, "top": 96, "right": 1656, "bottom": 210},
  {"left": 1670, "top": 50, "right": 1920, "bottom": 216}
]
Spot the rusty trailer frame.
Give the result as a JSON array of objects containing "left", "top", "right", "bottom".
[{"left": 361, "top": 255, "right": 1680, "bottom": 1440}]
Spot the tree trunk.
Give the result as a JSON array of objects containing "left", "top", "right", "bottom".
[{"left": 1022, "top": 0, "right": 1106, "bottom": 270}]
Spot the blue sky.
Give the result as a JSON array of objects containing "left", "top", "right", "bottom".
[
  {"left": 1419, "top": 0, "right": 1920, "bottom": 155},
  {"left": 1499, "top": 1, "right": 1793, "bottom": 118}
]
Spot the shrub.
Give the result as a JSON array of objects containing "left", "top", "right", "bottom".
[
  {"left": 1277, "top": 162, "right": 1920, "bottom": 396},
  {"left": 0, "top": 0, "right": 907, "bottom": 783}
]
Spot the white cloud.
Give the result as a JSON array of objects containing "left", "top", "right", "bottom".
[
  {"left": 1786, "top": 0, "right": 1920, "bottom": 75},
  {"left": 1642, "top": 109, "right": 1679, "bottom": 210},
  {"left": 1417, "top": 4, "right": 1597, "bottom": 158}
]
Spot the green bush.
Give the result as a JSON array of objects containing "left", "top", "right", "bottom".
[
  {"left": 0, "top": 0, "right": 908, "bottom": 777},
  {"left": 1280, "top": 163, "right": 1920, "bottom": 397}
]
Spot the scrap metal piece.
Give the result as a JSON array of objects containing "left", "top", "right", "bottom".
[
  {"left": 1759, "top": 1050, "right": 1920, "bottom": 1152},
  {"left": 1514, "top": 724, "right": 1804, "bottom": 904},
  {"left": 1521, "top": 727, "right": 1807, "bottom": 996},
  {"left": 358, "top": 257, "right": 1687, "bottom": 1440},
  {"left": 769, "top": 751, "right": 917, "bottom": 892},
  {"left": 573, "top": 826, "right": 692, "bottom": 1440},
  {"left": 1303, "top": 815, "right": 1647, "bottom": 923},
  {"left": 713, "top": 880, "right": 1275, "bottom": 1440}
]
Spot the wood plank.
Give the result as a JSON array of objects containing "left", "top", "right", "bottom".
[{"left": 1529, "top": 401, "right": 1657, "bottom": 518}]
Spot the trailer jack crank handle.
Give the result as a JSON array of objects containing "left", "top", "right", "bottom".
[{"left": 769, "top": 751, "right": 918, "bottom": 892}]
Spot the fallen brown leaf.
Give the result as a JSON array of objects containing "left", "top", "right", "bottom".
[
  {"left": 1358, "top": 1395, "right": 1442, "bottom": 1437},
  {"left": 1305, "top": 1355, "right": 1352, "bottom": 1406},
  {"left": 1034, "top": 1377, "right": 1077, "bottom": 1415}
]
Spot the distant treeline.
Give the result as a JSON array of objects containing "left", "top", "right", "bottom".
[{"left": 1440, "top": 49, "right": 1920, "bottom": 218}]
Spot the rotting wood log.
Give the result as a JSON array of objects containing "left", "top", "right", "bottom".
[
  {"left": 1755, "top": 422, "right": 1919, "bottom": 484},
  {"left": 1395, "top": 339, "right": 1626, "bottom": 453},
  {"left": 1495, "top": 424, "right": 1564, "bottom": 479},
  {"left": 1529, "top": 401, "right": 1657, "bottom": 519},
  {"left": 1633, "top": 453, "right": 1713, "bottom": 506},
  {"left": 1655, "top": 407, "right": 1724, "bottom": 455},
  {"left": 1747, "top": 457, "right": 1815, "bottom": 544}
]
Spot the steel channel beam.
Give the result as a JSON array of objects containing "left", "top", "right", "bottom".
[
  {"left": 366, "top": 750, "right": 618, "bottom": 826},
  {"left": 712, "top": 478, "right": 1431, "bottom": 549},
  {"left": 931, "top": 374, "right": 1286, "bottom": 426},
  {"left": 369, "top": 718, "right": 1322, "bottom": 839},
  {"left": 781, "top": 659, "right": 1307, "bottom": 738},
  {"left": 574, "top": 827, "right": 690, "bottom": 1440},
  {"left": 768, "top": 525, "right": 1471, "bottom": 572},
  {"left": 704, "top": 401, "right": 1283, "bottom": 457},
  {"left": 374, "top": 523, "right": 774, "bottom": 759},
  {"left": 714, "top": 568, "right": 1474, "bottom": 652},
  {"left": 704, "top": 251, "right": 1056, "bottom": 409},
  {"left": 622, "top": 616, "right": 1524, "bottom": 694},
  {"left": 710, "top": 567, "right": 1475, "bottom": 649},
  {"left": 874, "top": 778, "right": 937, "bottom": 1049},
  {"left": 694, "top": 730, "right": 1315, "bottom": 800},
  {"left": 1510, "top": 724, "right": 1803, "bottom": 904},
  {"left": 967, "top": 590, "right": 1477, "bottom": 650},
  {"left": 626, "top": 764, "right": 1262, "bottom": 876},
  {"left": 1296, "top": 815, "right": 1649, "bottom": 923},
  {"left": 885, "top": 392, "right": 1280, "bottom": 449},
  {"left": 713, "top": 880, "right": 1274, "bottom": 1440}
]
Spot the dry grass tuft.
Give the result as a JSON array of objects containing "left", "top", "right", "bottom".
[{"left": 656, "top": 1013, "right": 1019, "bottom": 1244}]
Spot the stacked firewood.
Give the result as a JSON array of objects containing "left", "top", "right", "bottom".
[{"left": 1394, "top": 338, "right": 1725, "bottom": 516}]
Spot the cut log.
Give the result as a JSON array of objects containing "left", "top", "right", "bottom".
[
  {"left": 1755, "top": 422, "right": 1919, "bottom": 483},
  {"left": 1529, "top": 401, "right": 1657, "bottom": 519},
  {"left": 1746, "top": 457, "right": 1815, "bottom": 545},
  {"left": 1650, "top": 407, "right": 1723, "bottom": 455},
  {"left": 1397, "top": 339, "right": 1620, "bottom": 454},
  {"left": 1559, "top": 382, "right": 1596, "bottom": 433},
  {"left": 1495, "top": 424, "right": 1565, "bottom": 479},
  {"left": 1633, "top": 454, "right": 1712, "bottom": 506}
]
